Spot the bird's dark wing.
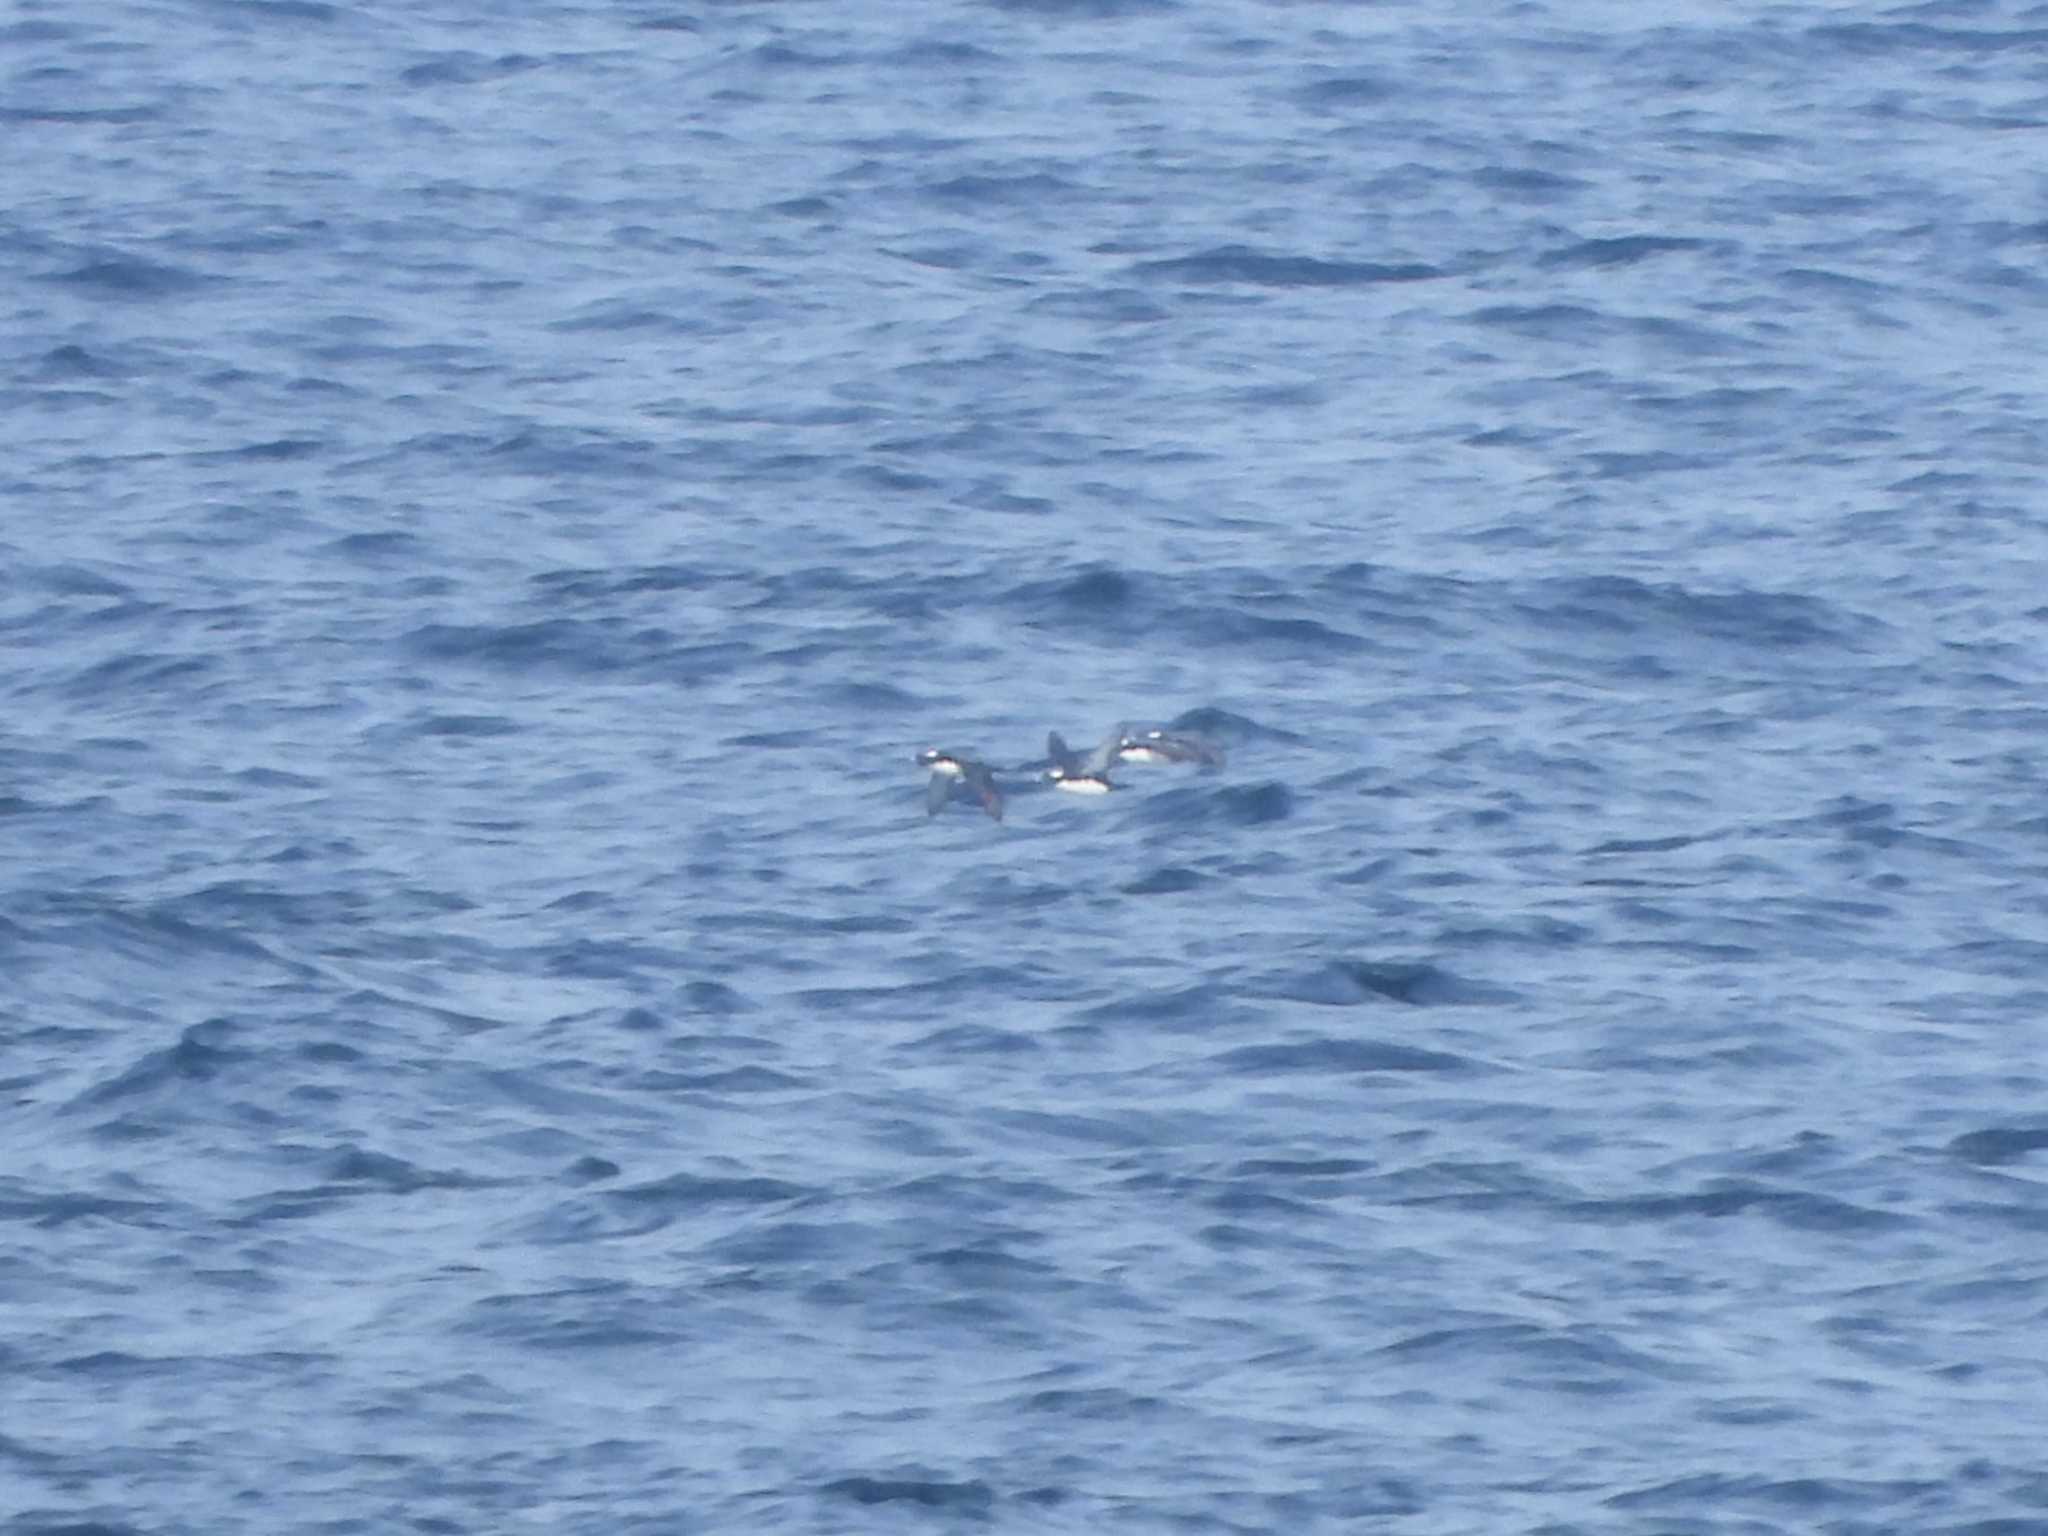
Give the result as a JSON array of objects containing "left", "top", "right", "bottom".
[
  {"left": 967, "top": 766, "right": 1003, "bottom": 821},
  {"left": 1083, "top": 728, "right": 1122, "bottom": 777}
]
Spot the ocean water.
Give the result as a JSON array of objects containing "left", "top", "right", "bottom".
[{"left": 6, "top": 0, "right": 2048, "bottom": 1530}]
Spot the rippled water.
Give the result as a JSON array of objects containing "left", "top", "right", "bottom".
[{"left": 7, "top": 2, "right": 2048, "bottom": 1531}]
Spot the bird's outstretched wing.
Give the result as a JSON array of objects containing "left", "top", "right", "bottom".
[
  {"left": 1083, "top": 728, "right": 1123, "bottom": 777},
  {"left": 967, "top": 766, "right": 1004, "bottom": 821}
]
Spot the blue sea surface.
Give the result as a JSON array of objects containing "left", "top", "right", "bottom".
[{"left": 6, "top": 1, "right": 2048, "bottom": 1531}]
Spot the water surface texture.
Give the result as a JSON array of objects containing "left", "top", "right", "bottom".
[{"left": 6, "top": 2, "right": 2048, "bottom": 1531}]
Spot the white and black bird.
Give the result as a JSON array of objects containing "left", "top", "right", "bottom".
[
  {"left": 916, "top": 748, "right": 1004, "bottom": 821},
  {"left": 1044, "top": 729, "right": 1121, "bottom": 796},
  {"left": 1114, "top": 726, "right": 1225, "bottom": 768}
]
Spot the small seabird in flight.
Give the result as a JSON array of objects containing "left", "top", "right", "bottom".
[
  {"left": 917, "top": 748, "right": 1003, "bottom": 820},
  {"left": 1114, "top": 726, "right": 1225, "bottom": 768},
  {"left": 1044, "top": 730, "right": 1119, "bottom": 796}
]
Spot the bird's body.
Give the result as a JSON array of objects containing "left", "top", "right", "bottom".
[
  {"left": 1114, "top": 727, "right": 1224, "bottom": 768},
  {"left": 1045, "top": 729, "right": 1120, "bottom": 796},
  {"left": 917, "top": 748, "right": 1004, "bottom": 820}
]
